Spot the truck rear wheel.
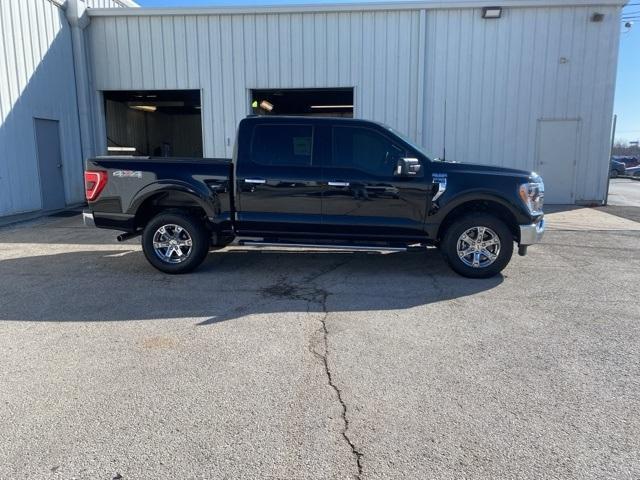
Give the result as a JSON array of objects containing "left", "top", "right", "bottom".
[
  {"left": 441, "top": 214, "right": 513, "bottom": 278},
  {"left": 141, "top": 211, "right": 210, "bottom": 274}
]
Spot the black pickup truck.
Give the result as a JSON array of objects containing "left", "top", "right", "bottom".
[{"left": 84, "top": 116, "right": 544, "bottom": 278}]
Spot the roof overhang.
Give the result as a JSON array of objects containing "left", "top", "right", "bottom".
[{"left": 87, "top": 0, "right": 626, "bottom": 17}]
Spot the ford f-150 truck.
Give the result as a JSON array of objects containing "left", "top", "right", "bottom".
[{"left": 84, "top": 116, "right": 544, "bottom": 278}]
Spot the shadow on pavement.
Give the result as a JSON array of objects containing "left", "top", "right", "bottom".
[{"left": 0, "top": 248, "right": 503, "bottom": 324}]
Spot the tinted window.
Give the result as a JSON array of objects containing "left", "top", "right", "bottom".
[
  {"left": 251, "top": 125, "right": 313, "bottom": 167},
  {"left": 332, "top": 126, "right": 404, "bottom": 177}
]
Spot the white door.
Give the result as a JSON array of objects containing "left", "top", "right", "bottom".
[{"left": 536, "top": 119, "right": 579, "bottom": 204}]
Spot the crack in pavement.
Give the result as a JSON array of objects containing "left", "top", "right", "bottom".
[
  {"left": 308, "top": 257, "right": 363, "bottom": 479},
  {"left": 256, "top": 258, "right": 364, "bottom": 477},
  {"left": 315, "top": 290, "right": 364, "bottom": 480}
]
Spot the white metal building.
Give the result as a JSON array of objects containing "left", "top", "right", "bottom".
[{"left": 0, "top": 0, "right": 625, "bottom": 218}]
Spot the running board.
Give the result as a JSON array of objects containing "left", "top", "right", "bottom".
[{"left": 236, "top": 240, "right": 407, "bottom": 253}]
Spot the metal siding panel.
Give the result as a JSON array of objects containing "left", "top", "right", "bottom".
[
  {"left": 150, "top": 16, "right": 165, "bottom": 88},
  {"left": 267, "top": 14, "right": 279, "bottom": 87},
  {"left": 349, "top": 12, "right": 362, "bottom": 93},
  {"left": 0, "top": 0, "right": 83, "bottom": 216},
  {"left": 338, "top": 13, "right": 350, "bottom": 86},
  {"left": 385, "top": 11, "right": 399, "bottom": 129},
  {"left": 326, "top": 13, "right": 339, "bottom": 86},
  {"left": 219, "top": 15, "right": 235, "bottom": 155},
  {"left": 278, "top": 14, "right": 292, "bottom": 88},
  {"left": 138, "top": 16, "right": 153, "bottom": 87},
  {"left": 501, "top": 8, "right": 524, "bottom": 167},
  {"left": 361, "top": 12, "right": 376, "bottom": 119},
  {"left": 208, "top": 16, "right": 226, "bottom": 157},
  {"left": 243, "top": 15, "right": 257, "bottom": 88},
  {"left": 162, "top": 16, "right": 177, "bottom": 88},
  {"left": 174, "top": 16, "right": 189, "bottom": 88},
  {"left": 302, "top": 14, "right": 314, "bottom": 85},
  {"left": 127, "top": 17, "right": 143, "bottom": 87},
  {"left": 313, "top": 13, "right": 327, "bottom": 88},
  {"left": 489, "top": 10, "right": 511, "bottom": 166},
  {"left": 104, "top": 17, "right": 120, "bottom": 88},
  {"left": 116, "top": 16, "right": 131, "bottom": 88},
  {"left": 254, "top": 14, "right": 268, "bottom": 88},
  {"left": 396, "top": 11, "right": 412, "bottom": 136},
  {"left": 196, "top": 16, "right": 213, "bottom": 155},
  {"left": 290, "top": 13, "right": 303, "bottom": 87},
  {"left": 185, "top": 16, "right": 200, "bottom": 87},
  {"left": 232, "top": 15, "right": 247, "bottom": 122}
]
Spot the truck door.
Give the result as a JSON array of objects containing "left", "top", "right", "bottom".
[
  {"left": 235, "top": 123, "right": 323, "bottom": 235},
  {"left": 321, "top": 125, "right": 430, "bottom": 239}
]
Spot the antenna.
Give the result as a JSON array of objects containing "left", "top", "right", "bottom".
[{"left": 442, "top": 99, "right": 447, "bottom": 162}]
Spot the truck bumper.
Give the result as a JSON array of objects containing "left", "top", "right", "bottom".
[
  {"left": 519, "top": 217, "right": 545, "bottom": 245},
  {"left": 82, "top": 210, "right": 95, "bottom": 227}
]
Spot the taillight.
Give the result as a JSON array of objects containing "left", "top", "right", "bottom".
[{"left": 85, "top": 170, "right": 107, "bottom": 201}]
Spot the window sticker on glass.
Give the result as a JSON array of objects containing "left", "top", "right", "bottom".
[{"left": 293, "top": 136, "right": 312, "bottom": 156}]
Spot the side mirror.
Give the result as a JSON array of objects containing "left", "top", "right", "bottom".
[{"left": 395, "top": 157, "right": 421, "bottom": 177}]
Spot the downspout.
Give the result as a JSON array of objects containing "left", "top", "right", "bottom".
[{"left": 66, "top": 0, "right": 94, "bottom": 168}]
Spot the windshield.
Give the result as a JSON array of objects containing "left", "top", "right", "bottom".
[{"left": 382, "top": 125, "right": 438, "bottom": 161}]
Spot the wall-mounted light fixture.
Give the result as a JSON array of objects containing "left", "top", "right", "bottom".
[
  {"left": 107, "top": 146, "right": 136, "bottom": 152},
  {"left": 259, "top": 100, "right": 274, "bottom": 112},
  {"left": 482, "top": 7, "right": 502, "bottom": 19},
  {"left": 591, "top": 12, "right": 605, "bottom": 22},
  {"left": 129, "top": 105, "right": 157, "bottom": 113}
]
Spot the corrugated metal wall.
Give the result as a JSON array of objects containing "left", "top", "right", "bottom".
[
  {"left": 86, "top": 4, "right": 620, "bottom": 203},
  {"left": 0, "top": 0, "right": 84, "bottom": 216},
  {"left": 87, "top": 10, "right": 425, "bottom": 159},
  {"left": 423, "top": 6, "right": 620, "bottom": 203}
]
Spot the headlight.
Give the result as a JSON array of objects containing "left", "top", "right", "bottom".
[{"left": 519, "top": 181, "right": 544, "bottom": 215}]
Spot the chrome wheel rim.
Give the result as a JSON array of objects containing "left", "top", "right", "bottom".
[
  {"left": 152, "top": 224, "right": 193, "bottom": 264},
  {"left": 456, "top": 226, "right": 501, "bottom": 268}
]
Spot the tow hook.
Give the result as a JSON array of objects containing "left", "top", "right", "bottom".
[
  {"left": 518, "top": 245, "right": 528, "bottom": 256},
  {"left": 116, "top": 231, "right": 141, "bottom": 242}
]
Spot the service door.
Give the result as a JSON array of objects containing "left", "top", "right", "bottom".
[
  {"left": 536, "top": 119, "right": 579, "bottom": 204},
  {"left": 34, "top": 118, "right": 66, "bottom": 211}
]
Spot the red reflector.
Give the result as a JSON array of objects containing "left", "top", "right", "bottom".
[{"left": 85, "top": 170, "right": 107, "bottom": 201}]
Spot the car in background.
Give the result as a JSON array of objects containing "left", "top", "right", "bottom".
[
  {"left": 610, "top": 158, "right": 626, "bottom": 178},
  {"left": 625, "top": 165, "right": 640, "bottom": 177},
  {"left": 612, "top": 156, "right": 640, "bottom": 168}
]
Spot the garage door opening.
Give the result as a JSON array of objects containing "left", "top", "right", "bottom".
[
  {"left": 251, "top": 88, "right": 353, "bottom": 117},
  {"left": 104, "top": 90, "right": 202, "bottom": 157}
]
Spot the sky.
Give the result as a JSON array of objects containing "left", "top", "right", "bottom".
[{"left": 136, "top": 0, "right": 640, "bottom": 143}]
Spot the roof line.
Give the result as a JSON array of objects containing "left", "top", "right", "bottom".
[
  {"left": 87, "top": 0, "right": 624, "bottom": 16},
  {"left": 115, "top": 0, "right": 139, "bottom": 7},
  {"left": 49, "top": 0, "right": 139, "bottom": 8}
]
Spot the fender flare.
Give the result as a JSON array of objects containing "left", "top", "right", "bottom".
[
  {"left": 128, "top": 180, "right": 219, "bottom": 218},
  {"left": 437, "top": 189, "right": 524, "bottom": 220}
]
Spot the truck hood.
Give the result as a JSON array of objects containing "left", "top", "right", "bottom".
[{"left": 435, "top": 161, "right": 539, "bottom": 181}]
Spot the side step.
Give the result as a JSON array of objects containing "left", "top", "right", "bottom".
[{"left": 236, "top": 240, "right": 407, "bottom": 253}]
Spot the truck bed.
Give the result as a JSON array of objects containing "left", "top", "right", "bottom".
[{"left": 86, "top": 155, "right": 233, "bottom": 232}]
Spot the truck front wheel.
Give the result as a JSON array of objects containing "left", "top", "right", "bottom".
[
  {"left": 141, "top": 211, "right": 210, "bottom": 274},
  {"left": 441, "top": 214, "right": 514, "bottom": 278}
]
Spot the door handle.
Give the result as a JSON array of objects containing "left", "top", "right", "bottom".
[
  {"left": 244, "top": 178, "right": 266, "bottom": 184},
  {"left": 327, "top": 181, "right": 350, "bottom": 187}
]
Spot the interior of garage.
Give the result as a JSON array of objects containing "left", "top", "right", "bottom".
[
  {"left": 104, "top": 90, "right": 203, "bottom": 157},
  {"left": 251, "top": 88, "right": 353, "bottom": 117}
]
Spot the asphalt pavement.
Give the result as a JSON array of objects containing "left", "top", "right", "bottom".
[{"left": 1, "top": 200, "right": 639, "bottom": 479}]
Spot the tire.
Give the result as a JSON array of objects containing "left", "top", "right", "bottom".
[
  {"left": 141, "top": 211, "right": 210, "bottom": 274},
  {"left": 440, "top": 213, "right": 514, "bottom": 279},
  {"left": 610, "top": 169, "right": 618, "bottom": 179}
]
